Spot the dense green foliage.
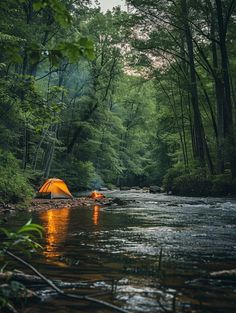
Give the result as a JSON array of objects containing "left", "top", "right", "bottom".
[
  {"left": 1, "top": 0, "right": 236, "bottom": 200},
  {"left": 126, "top": 0, "right": 236, "bottom": 195},
  {"left": 0, "top": 150, "right": 34, "bottom": 203}
]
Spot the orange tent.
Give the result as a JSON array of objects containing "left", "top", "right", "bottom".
[{"left": 37, "top": 178, "right": 73, "bottom": 199}]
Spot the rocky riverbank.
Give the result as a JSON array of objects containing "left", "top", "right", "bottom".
[
  {"left": 29, "top": 197, "right": 114, "bottom": 211},
  {"left": 0, "top": 197, "right": 109, "bottom": 215},
  {"left": 0, "top": 196, "right": 131, "bottom": 215}
]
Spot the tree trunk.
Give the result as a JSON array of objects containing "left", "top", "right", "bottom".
[
  {"left": 44, "top": 125, "right": 58, "bottom": 178},
  {"left": 33, "top": 128, "right": 48, "bottom": 170},
  {"left": 180, "top": 0, "right": 205, "bottom": 167},
  {"left": 22, "top": 118, "right": 29, "bottom": 170},
  {"left": 211, "top": 6, "right": 225, "bottom": 173},
  {"left": 215, "top": 0, "right": 236, "bottom": 177}
]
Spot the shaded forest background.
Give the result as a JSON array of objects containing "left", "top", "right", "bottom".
[{"left": 1, "top": 0, "right": 236, "bottom": 203}]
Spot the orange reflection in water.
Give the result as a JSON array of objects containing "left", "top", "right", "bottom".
[
  {"left": 93, "top": 205, "right": 100, "bottom": 225},
  {"left": 39, "top": 207, "right": 70, "bottom": 266}
]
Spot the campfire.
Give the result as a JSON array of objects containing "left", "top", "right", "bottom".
[{"left": 90, "top": 190, "right": 105, "bottom": 200}]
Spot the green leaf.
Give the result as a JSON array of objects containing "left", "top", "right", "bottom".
[
  {"left": 0, "top": 227, "right": 11, "bottom": 238},
  {"left": 79, "top": 37, "right": 94, "bottom": 49},
  {"left": 33, "top": 1, "right": 44, "bottom": 11},
  {"left": 17, "top": 225, "right": 43, "bottom": 238},
  {"left": 25, "top": 219, "right": 32, "bottom": 226}
]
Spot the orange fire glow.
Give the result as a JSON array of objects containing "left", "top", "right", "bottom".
[
  {"left": 39, "top": 207, "right": 70, "bottom": 266},
  {"left": 90, "top": 190, "right": 105, "bottom": 199}
]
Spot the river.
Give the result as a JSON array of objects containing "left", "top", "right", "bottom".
[{"left": 5, "top": 191, "right": 236, "bottom": 313}]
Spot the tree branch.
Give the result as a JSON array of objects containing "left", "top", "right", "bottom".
[{"left": 5, "top": 250, "right": 130, "bottom": 313}]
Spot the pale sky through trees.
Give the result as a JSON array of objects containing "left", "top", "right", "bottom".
[{"left": 98, "top": 0, "right": 126, "bottom": 12}]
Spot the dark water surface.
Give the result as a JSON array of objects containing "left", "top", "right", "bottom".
[{"left": 6, "top": 191, "right": 236, "bottom": 312}]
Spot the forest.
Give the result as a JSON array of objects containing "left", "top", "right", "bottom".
[
  {"left": 1, "top": 0, "right": 236, "bottom": 203},
  {"left": 1, "top": 2, "right": 236, "bottom": 313}
]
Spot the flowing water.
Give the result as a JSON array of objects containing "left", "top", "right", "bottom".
[{"left": 4, "top": 191, "right": 236, "bottom": 313}]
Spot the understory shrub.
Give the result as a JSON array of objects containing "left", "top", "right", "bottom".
[
  {"left": 172, "top": 173, "right": 212, "bottom": 196},
  {"left": 162, "top": 166, "right": 186, "bottom": 192},
  {"left": 0, "top": 150, "right": 34, "bottom": 204},
  {"left": 211, "top": 174, "right": 236, "bottom": 196},
  {"left": 163, "top": 167, "right": 236, "bottom": 197}
]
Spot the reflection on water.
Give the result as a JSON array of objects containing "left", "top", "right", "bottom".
[
  {"left": 93, "top": 205, "right": 100, "bottom": 225},
  {"left": 39, "top": 207, "right": 70, "bottom": 265},
  {"left": 8, "top": 192, "right": 236, "bottom": 313}
]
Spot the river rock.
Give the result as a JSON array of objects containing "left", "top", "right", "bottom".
[
  {"left": 149, "top": 185, "right": 162, "bottom": 193},
  {"left": 131, "top": 186, "right": 141, "bottom": 190},
  {"left": 99, "top": 187, "right": 109, "bottom": 191},
  {"left": 112, "top": 198, "right": 127, "bottom": 205},
  {"left": 120, "top": 186, "right": 130, "bottom": 191}
]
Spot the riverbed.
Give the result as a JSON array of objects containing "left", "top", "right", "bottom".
[{"left": 5, "top": 191, "right": 236, "bottom": 313}]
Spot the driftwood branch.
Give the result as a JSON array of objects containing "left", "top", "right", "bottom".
[
  {"left": 0, "top": 271, "right": 42, "bottom": 283},
  {"left": 5, "top": 250, "right": 130, "bottom": 313},
  {"left": 210, "top": 269, "right": 236, "bottom": 277},
  {"left": 0, "top": 271, "right": 119, "bottom": 291},
  {"left": 5, "top": 250, "right": 63, "bottom": 294}
]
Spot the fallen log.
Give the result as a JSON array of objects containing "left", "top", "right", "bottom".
[
  {"left": 0, "top": 270, "right": 118, "bottom": 290},
  {"left": 0, "top": 271, "right": 42, "bottom": 283}
]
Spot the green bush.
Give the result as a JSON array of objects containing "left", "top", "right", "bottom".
[
  {"left": 105, "top": 182, "right": 116, "bottom": 190},
  {"left": 172, "top": 173, "right": 212, "bottom": 196},
  {"left": 163, "top": 168, "right": 236, "bottom": 197},
  {"left": 26, "top": 169, "right": 44, "bottom": 190},
  {"left": 230, "top": 179, "right": 236, "bottom": 196},
  {"left": 211, "top": 174, "right": 236, "bottom": 196},
  {"left": 0, "top": 151, "right": 34, "bottom": 204},
  {"left": 162, "top": 166, "right": 186, "bottom": 192},
  {"left": 211, "top": 174, "right": 231, "bottom": 196}
]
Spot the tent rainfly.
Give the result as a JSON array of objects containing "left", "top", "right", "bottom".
[{"left": 37, "top": 178, "right": 73, "bottom": 199}]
